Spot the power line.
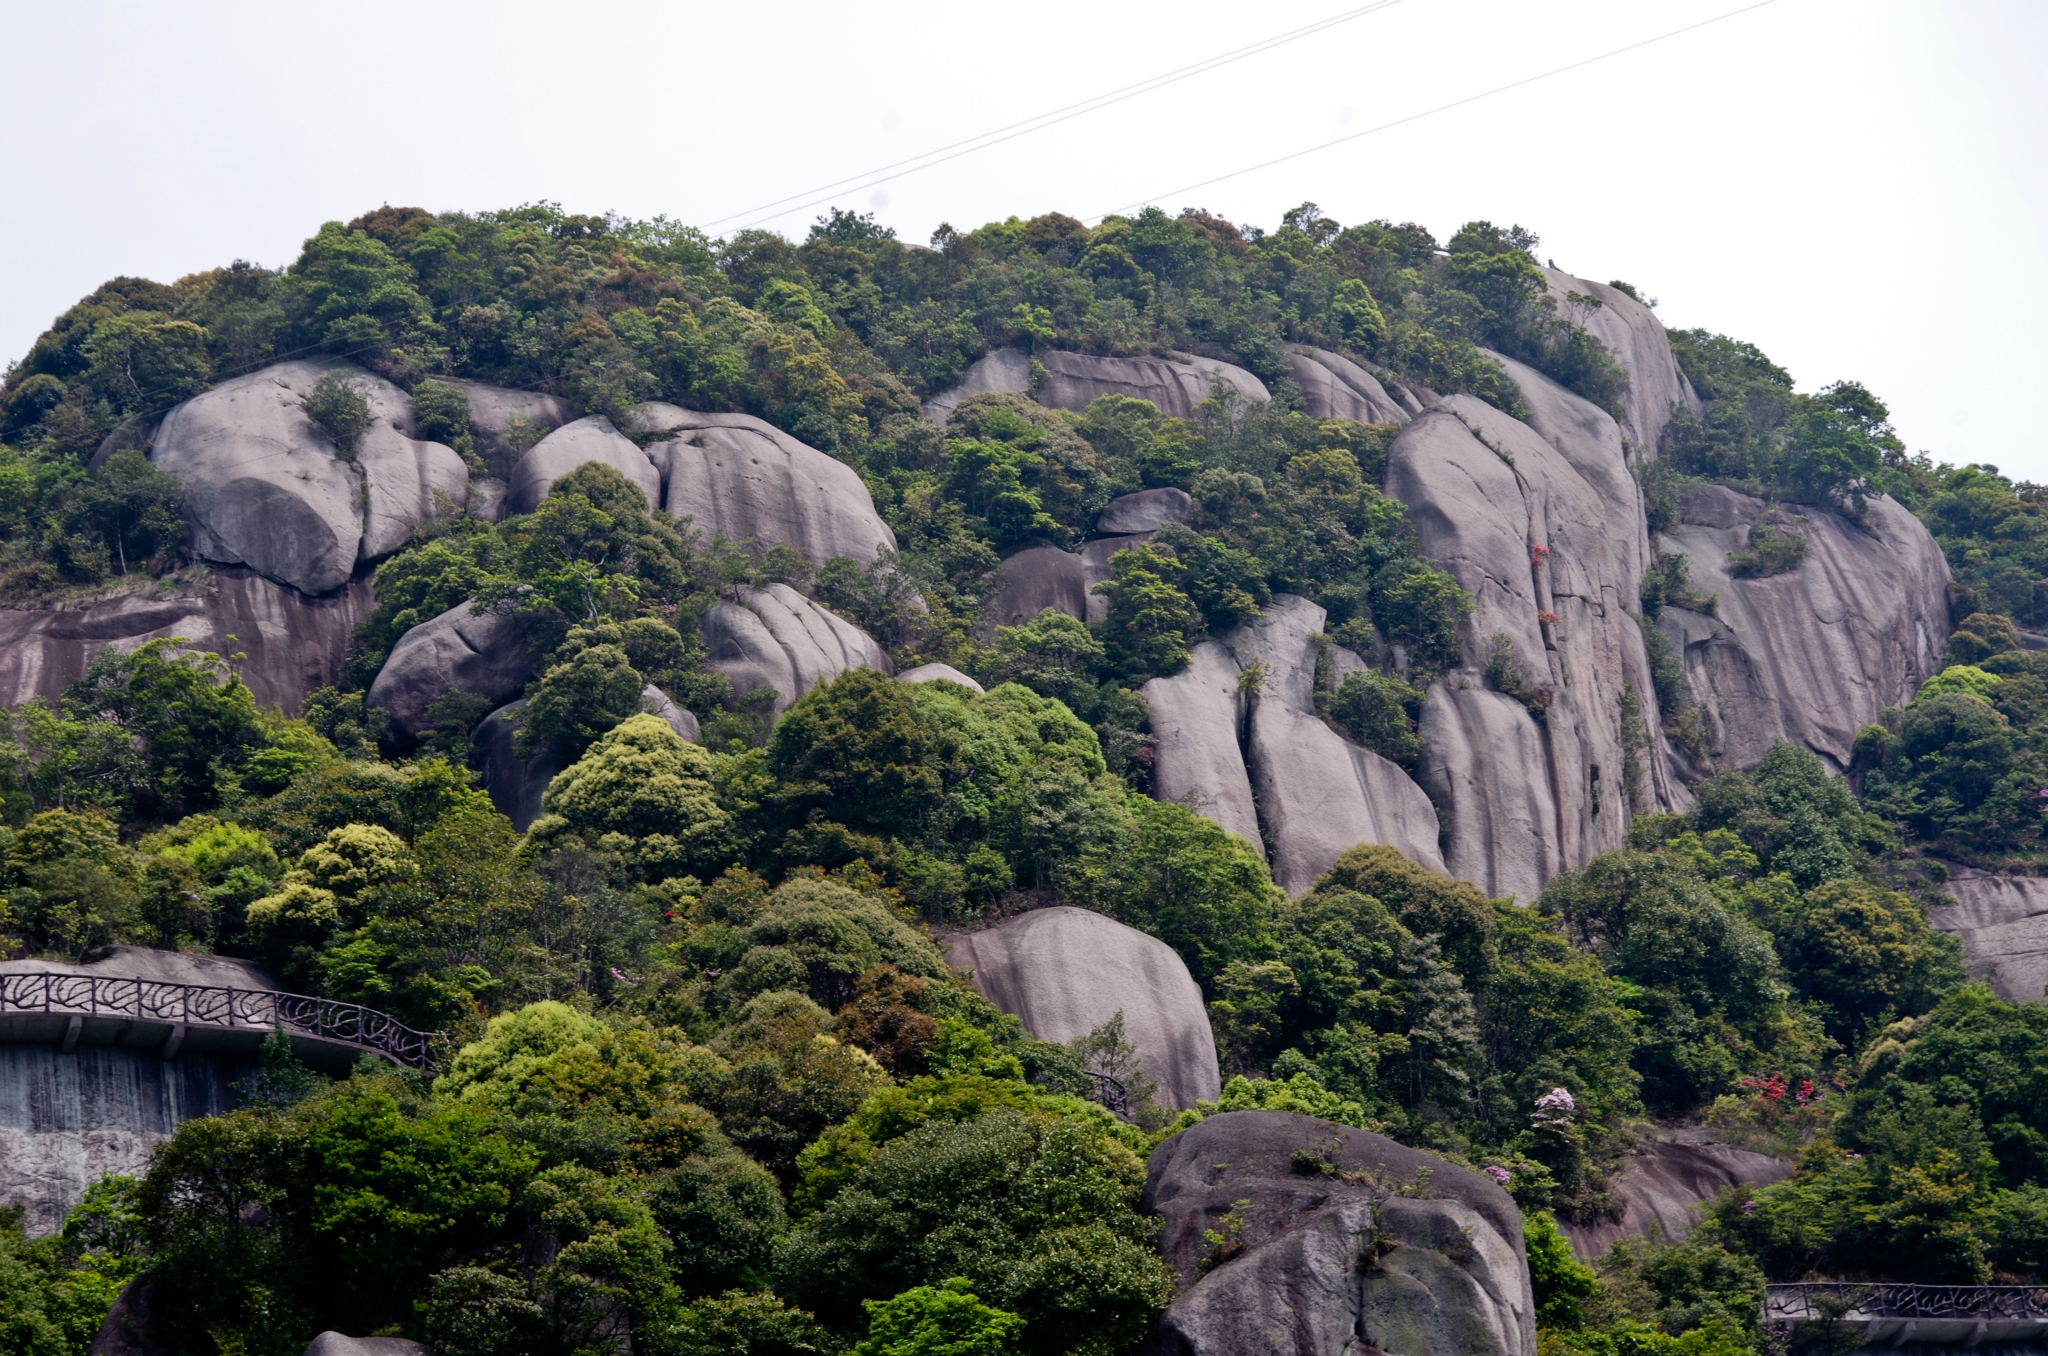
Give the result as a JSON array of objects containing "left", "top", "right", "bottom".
[
  {"left": 706, "top": 0, "right": 1403, "bottom": 235},
  {"left": 1087, "top": 0, "right": 1778, "bottom": 223}
]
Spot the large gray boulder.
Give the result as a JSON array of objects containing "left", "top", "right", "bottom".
[
  {"left": 508, "top": 415, "right": 659, "bottom": 514},
  {"left": 1142, "top": 1111, "right": 1535, "bottom": 1356},
  {"left": 1387, "top": 365, "right": 1690, "bottom": 901},
  {"left": 1656, "top": 483, "right": 1951, "bottom": 771},
  {"left": 1142, "top": 641, "right": 1261, "bottom": 851},
  {"left": 153, "top": 359, "right": 468, "bottom": 595},
  {"left": 445, "top": 379, "right": 571, "bottom": 478},
  {"left": 897, "top": 662, "right": 984, "bottom": 693},
  {"left": 1037, "top": 350, "right": 1269, "bottom": 418},
  {"left": 945, "top": 906, "right": 1220, "bottom": 1110},
  {"left": 1558, "top": 1131, "right": 1793, "bottom": 1261},
  {"left": 1285, "top": 346, "right": 1412, "bottom": 426},
  {"left": 1539, "top": 266, "right": 1698, "bottom": 455},
  {"left": 0, "top": 567, "right": 375, "bottom": 714},
  {"left": 924, "top": 348, "right": 1031, "bottom": 425},
  {"left": 631, "top": 403, "right": 897, "bottom": 568},
  {"left": 1097, "top": 488, "right": 1191, "bottom": 535},
  {"left": 983, "top": 545, "right": 1103, "bottom": 632},
  {"left": 702, "top": 583, "right": 891, "bottom": 717},
  {"left": 367, "top": 601, "right": 540, "bottom": 740},
  {"left": 303, "top": 1335, "right": 435, "bottom": 1356},
  {"left": 471, "top": 699, "right": 561, "bottom": 832},
  {"left": 1928, "top": 866, "right": 2048, "bottom": 1003}
]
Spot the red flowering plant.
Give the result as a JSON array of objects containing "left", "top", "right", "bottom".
[{"left": 1706, "top": 1069, "right": 1838, "bottom": 1152}]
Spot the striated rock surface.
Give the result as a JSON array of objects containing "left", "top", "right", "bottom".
[
  {"left": 445, "top": 380, "right": 571, "bottom": 478},
  {"left": 1538, "top": 266, "right": 1698, "bottom": 455},
  {"left": 945, "top": 906, "right": 1220, "bottom": 1110},
  {"left": 924, "top": 348, "right": 1031, "bottom": 425},
  {"left": 1928, "top": 866, "right": 2048, "bottom": 1003},
  {"left": 0, "top": 567, "right": 375, "bottom": 714},
  {"left": 1142, "top": 1111, "right": 1535, "bottom": 1356},
  {"left": 1098, "top": 488, "right": 1191, "bottom": 535},
  {"left": 702, "top": 583, "right": 891, "bottom": 717},
  {"left": 1037, "top": 350, "right": 1269, "bottom": 418},
  {"left": 1655, "top": 484, "right": 1951, "bottom": 772},
  {"left": 508, "top": 415, "right": 659, "bottom": 514},
  {"left": 1558, "top": 1131, "right": 1794, "bottom": 1262},
  {"left": 632, "top": 403, "right": 897, "bottom": 567},
  {"left": 367, "top": 601, "right": 540, "bottom": 740},
  {"left": 1286, "top": 346, "right": 1413, "bottom": 426},
  {"left": 640, "top": 684, "right": 700, "bottom": 743},
  {"left": 1143, "top": 641, "right": 1262, "bottom": 850},
  {"left": 897, "top": 662, "right": 984, "bottom": 693},
  {"left": 1388, "top": 361, "right": 1690, "bottom": 902}
]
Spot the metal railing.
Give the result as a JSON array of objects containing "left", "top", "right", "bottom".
[
  {"left": 1766, "top": 1284, "right": 2048, "bottom": 1323},
  {"left": 0, "top": 971, "right": 443, "bottom": 1068}
]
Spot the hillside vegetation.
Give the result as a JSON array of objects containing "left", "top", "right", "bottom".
[{"left": 0, "top": 202, "right": 2044, "bottom": 1356}]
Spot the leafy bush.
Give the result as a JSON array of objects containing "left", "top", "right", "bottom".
[{"left": 299, "top": 372, "right": 373, "bottom": 458}]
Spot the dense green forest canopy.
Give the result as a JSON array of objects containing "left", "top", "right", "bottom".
[{"left": 1, "top": 201, "right": 2046, "bottom": 1356}]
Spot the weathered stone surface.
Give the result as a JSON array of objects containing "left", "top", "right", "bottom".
[
  {"left": 472, "top": 700, "right": 557, "bottom": 832},
  {"left": 1143, "top": 641, "right": 1261, "bottom": 852},
  {"left": 0, "top": 945, "right": 279, "bottom": 990},
  {"left": 945, "top": 906, "right": 1220, "bottom": 1109},
  {"left": 367, "top": 601, "right": 540, "bottom": 740},
  {"left": 1286, "top": 346, "right": 1412, "bottom": 426},
  {"left": 0, "top": 1045, "right": 253, "bottom": 1236},
  {"left": 1558, "top": 1131, "right": 1793, "bottom": 1261},
  {"left": 641, "top": 685, "right": 700, "bottom": 743},
  {"left": 924, "top": 348, "right": 1031, "bottom": 425},
  {"left": 445, "top": 380, "right": 571, "bottom": 478},
  {"left": 702, "top": 584, "right": 891, "bottom": 718},
  {"left": 151, "top": 361, "right": 367, "bottom": 594},
  {"left": 466, "top": 477, "right": 509, "bottom": 524},
  {"left": 632, "top": 404, "right": 896, "bottom": 567},
  {"left": 897, "top": 662, "right": 984, "bottom": 693},
  {"left": 983, "top": 545, "right": 1100, "bottom": 632},
  {"left": 1929, "top": 866, "right": 2048, "bottom": 1003},
  {"left": 1539, "top": 266, "right": 1698, "bottom": 455},
  {"left": 1388, "top": 371, "right": 1690, "bottom": 901},
  {"left": 1037, "top": 350, "right": 1269, "bottom": 418},
  {"left": 1097, "top": 488, "right": 1191, "bottom": 535},
  {"left": 1142, "top": 1111, "right": 1535, "bottom": 1356},
  {"left": 153, "top": 359, "right": 469, "bottom": 592},
  {"left": 88, "top": 1271, "right": 167, "bottom": 1356},
  {"left": 303, "top": 1334, "right": 436, "bottom": 1356},
  {"left": 508, "top": 416, "right": 659, "bottom": 514},
  {"left": 0, "top": 567, "right": 375, "bottom": 714},
  {"left": 1656, "top": 483, "right": 1950, "bottom": 771}
]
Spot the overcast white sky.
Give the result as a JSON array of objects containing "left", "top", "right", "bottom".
[{"left": 6, "top": 0, "right": 2044, "bottom": 477}]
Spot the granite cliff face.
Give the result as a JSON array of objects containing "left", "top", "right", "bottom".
[{"left": 1142, "top": 1111, "right": 1536, "bottom": 1356}]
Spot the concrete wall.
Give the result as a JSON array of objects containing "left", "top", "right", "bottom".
[{"left": 0, "top": 1044, "right": 251, "bottom": 1235}]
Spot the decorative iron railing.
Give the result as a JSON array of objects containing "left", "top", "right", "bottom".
[
  {"left": 1765, "top": 1284, "right": 2048, "bottom": 1323},
  {"left": 0, "top": 971, "right": 443, "bottom": 1068}
]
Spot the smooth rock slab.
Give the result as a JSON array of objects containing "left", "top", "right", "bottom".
[
  {"left": 1929, "top": 866, "right": 2048, "bottom": 1003},
  {"left": 367, "top": 601, "right": 540, "bottom": 740},
  {"left": 0, "top": 567, "right": 375, "bottom": 714},
  {"left": 446, "top": 379, "right": 571, "bottom": 478},
  {"left": 1141, "top": 1111, "right": 1534, "bottom": 1356},
  {"left": 1037, "top": 350, "right": 1269, "bottom": 418},
  {"left": 1285, "top": 346, "right": 1412, "bottom": 426},
  {"left": 509, "top": 415, "right": 659, "bottom": 514},
  {"left": 1558, "top": 1131, "right": 1793, "bottom": 1261},
  {"left": 1097, "top": 488, "right": 1191, "bottom": 535},
  {"left": 702, "top": 583, "right": 891, "bottom": 718},
  {"left": 982, "top": 546, "right": 1103, "bottom": 633},
  {"left": 946, "top": 906, "right": 1220, "bottom": 1110},
  {"left": 897, "top": 662, "right": 985, "bottom": 693},
  {"left": 1538, "top": 266, "right": 1698, "bottom": 455},
  {"left": 633, "top": 403, "right": 897, "bottom": 567},
  {"left": 304, "top": 1334, "right": 436, "bottom": 1356},
  {"left": 924, "top": 348, "right": 1031, "bottom": 426},
  {"left": 1142, "top": 641, "right": 1261, "bottom": 853}
]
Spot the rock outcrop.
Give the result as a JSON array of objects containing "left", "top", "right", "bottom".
[
  {"left": 0, "top": 567, "right": 375, "bottom": 713},
  {"left": 1286, "top": 346, "right": 1415, "bottom": 426},
  {"left": 1038, "top": 350, "right": 1269, "bottom": 418},
  {"left": 702, "top": 583, "right": 892, "bottom": 717},
  {"left": 508, "top": 415, "right": 660, "bottom": 514},
  {"left": 1538, "top": 267, "right": 1698, "bottom": 455},
  {"left": 446, "top": 380, "right": 571, "bottom": 478},
  {"left": 1142, "top": 1111, "right": 1535, "bottom": 1356},
  {"left": 472, "top": 700, "right": 560, "bottom": 832},
  {"left": 1929, "top": 866, "right": 2048, "bottom": 1004},
  {"left": 1097, "top": 488, "right": 1191, "bottom": 535},
  {"left": 1388, "top": 356, "right": 1690, "bottom": 903},
  {"left": 983, "top": 545, "right": 1107, "bottom": 631},
  {"left": 923, "top": 348, "right": 1031, "bottom": 425},
  {"left": 1655, "top": 484, "right": 1951, "bottom": 773},
  {"left": 632, "top": 403, "right": 898, "bottom": 567},
  {"left": 367, "top": 601, "right": 540, "bottom": 740},
  {"left": 945, "top": 906, "right": 1220, "bottom": 1110},
  {"left": 1557, "top": 1130, "right": 1793, "bottom": 1261},
  {"left": 303, "top": 1334, "right": 436, "bottom": 1356},
  {"left": 1142, "top": 597, "right": 1446, "bottom": 895},
  {"left": 897, "top": 662, "right": 984, "bottom": 693}
]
